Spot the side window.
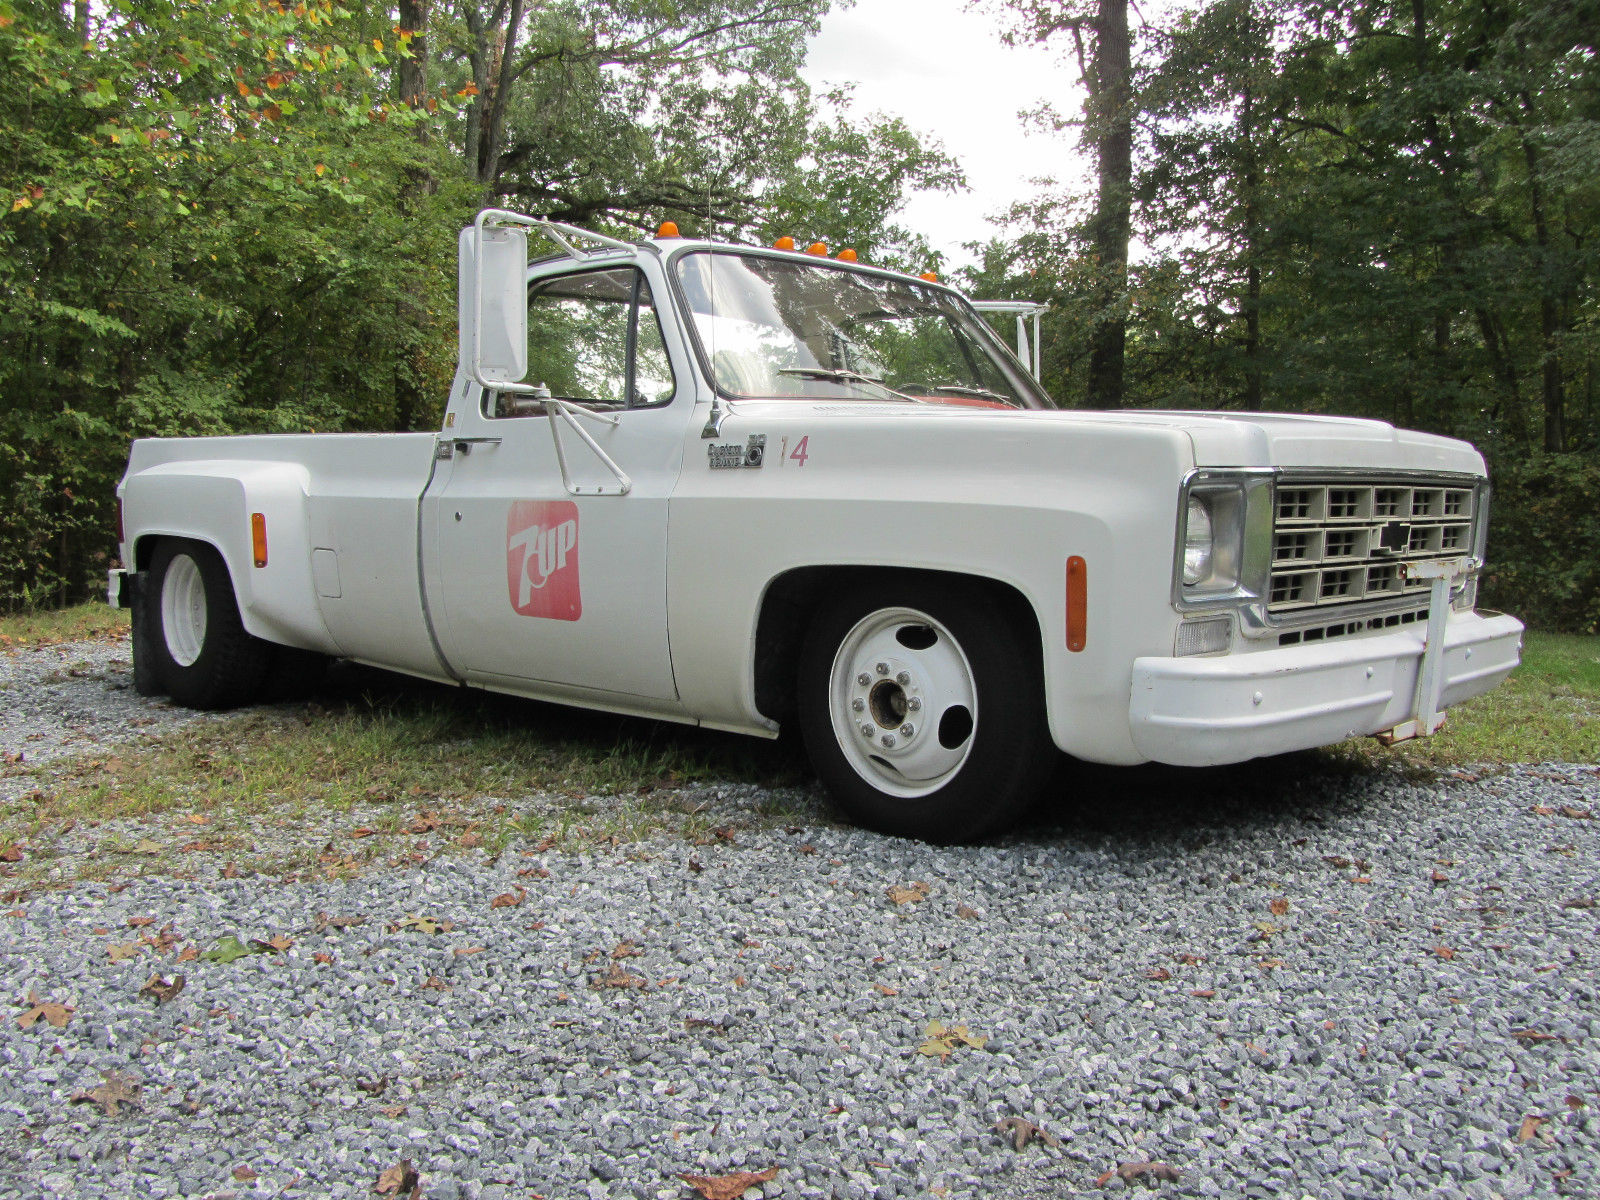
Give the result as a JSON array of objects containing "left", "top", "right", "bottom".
[{"left": 487, "top": 266, "right": 675, "bottom": 417}]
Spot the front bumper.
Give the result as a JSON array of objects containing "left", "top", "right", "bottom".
[{"left": 1128, "top": 609, "right": 1524, "bottom": 767}]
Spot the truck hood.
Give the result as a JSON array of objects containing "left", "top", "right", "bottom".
[{"left": 738, "top": 400, "right": 1486, "bottom": 476}]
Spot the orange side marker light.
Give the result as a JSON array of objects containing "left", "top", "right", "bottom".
[
  {"left": 920, "top": 271, "right": 939, "bottom": 283},
  {"left": 805, "top": 242, "right": 828, "bottom": 256},
  {"left": 837, "top": 248, "right": 858, "bottom": 262},
  {"left": 773, "top": 236, "right": 796, "bottom": 251},
  {"left": 251, "top": 513, "right": 268, "bottom": 568},
  {"left": 1066, "top": 556, "right": 1087, "bottom": 652},
  {"left": 656, "top": 220, "right": 680, "bottom": 238}
]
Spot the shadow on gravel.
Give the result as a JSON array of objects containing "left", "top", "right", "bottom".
[
  {"left": 1016, "top": 750, "right": 1399, "bottom": 851},
  {"left": 300, "top": 659, "right": 1400, "bottom": 851}
]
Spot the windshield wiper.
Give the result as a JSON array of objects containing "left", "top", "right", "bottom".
[
  {"left": 776, "top": 367, "right": 920, "bottom": 404},
  {"left": 928, "top": 383, "right": 1014, "bottom": 404}
]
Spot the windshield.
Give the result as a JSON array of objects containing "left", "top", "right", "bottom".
[{"left": 673, "top": 251, "right": 1045, "bottom": 409}]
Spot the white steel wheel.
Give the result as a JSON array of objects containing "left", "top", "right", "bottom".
[
  {"left": 798, "top": 576, "right": 1053, "bottom": 844},
  {"left": 144, "top": 539, "right": 271, "bottom": 710},
  {"left": 159, "top": 552, "right": 208, "bottom": 667},
  {"left": 826, "top": 607, "right": 978, "bottom": 799}
]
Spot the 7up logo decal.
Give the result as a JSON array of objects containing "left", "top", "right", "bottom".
[{"left": 505, "top": 500, "right": 581, "bottom": 621}]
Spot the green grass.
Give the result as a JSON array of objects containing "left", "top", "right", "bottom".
[
  {"left": 0, "top": 601, "right": 128, "bottom": 649},
  {"left": 1331, "top": 630, "right": 1600, "bottom": 769}
]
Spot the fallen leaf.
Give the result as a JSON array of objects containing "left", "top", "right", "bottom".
[
  {"left": 232, "top": 1165, "right": 258, "bottom": 1182},
  {"left": 420, "top": 975, "right": 449, "bottom": 991},
  {"left": 918, "top": 1020, "right": 987, "bottom": 1062},
  {"left": 127, "top": 916, "right": 155, "bottom": 928},
  {"left": 995, "top": 1116, "right": 1061, "bottom": 1150},
  {"left": 138, "top": 975, "right": 185, "bottom": 1005},
  {"left": 955, "top": 904, "right": 980, "bottom": 920},
  {"left": 887, "top": 881, "right": 930, "bottom": 905},
  {"left": 1558, "top": 806, "right": 1593, "bottom": 820},
  {"left": 16, "top": 990, "right": 73, "bottom": 1029},
  {"left": 590, "top": 963, "right": 646, "bottom": 990},
  {"left": 611, "top": 939, "right": 643, "bottom": 959},
  {"left": 70, "top": 1071, "right": 142, "bottom": 1118},
  {"left": 175, "top": 945, "right": 199, "bottom": 964},
  {"left": 1191, "top": 989, "right": 1216, "bottom": 999},
  {"left": 1115, "top": 1161, "right": 1181, "bottom": 1184},
  {"left": 313, "top": 912, "right": 367, "bottom": 932},
  {"left": 107, "top": 942, "right": 141, "bottom": 962},
  {"left": 1518, "top": 1115, "right": 1545, "bottom": 1143},
  {"left": 489, "top": 887, "right": 526, "bottom": 909},
  {"left": 0, "top": 845, "right": 23, "bottom": 863},
  {"left": 1512, "top": 1029, "right": 1559, "bottom": 1044},
  {"left": 251, "top": 935, "right": 293, "bottom": 953},
  {"left": 184, "top": 813, "right": 209, "bottom": 825},
  {"left": 373, "top": 1157, "right": 421, "bottom": 1196},
  {"left": 678, "top": 1166, "right": 779, "bottom": 1200},
  {"left": 1561, "top": 896, "right": 1595, "bottom": 909},
  {"left": 313, "top": 952, "right": 334, "bottom": 965},
  {"left": 453, "top": 946, "right": 485, "bottom": 957},
  {"left": 1269, "top": 898, "right": 1289, "bottom": 916},
  {"left": 201, "top": 935, "right": 257, "bottom": 964},
  {"left": 1431, "top": 869, "right": 1449, "bottom": 884},
  {"left": 873, "top": 983, "right": 899, "bottom": 996},
  {"left": 348, "top": 828, "right": 378, "bottom": 839},
  {"left": 356, "top": 1075, "right": 389, "bottom": 1096},
  {"left": 380, "top": 1104, "right": 408, "bottom": 1118},
  {"left": 1175, "top": 953, "right": 1203, "bottom": 966},
  {"left": 1145, "top": 967, "right": 1172, "bottom": 981},
  {"left": 396, "top": 915, "right": 453, "bottom": 935},
  {"left": 1433, "top": 945, "right": 1456, "bottom": 960},
  {"left": 131, "top": 840, "right": 162, "bottom": 855},
  {"left": 1567, "top": 1095, "right": 1586, "bottom": 1110}
]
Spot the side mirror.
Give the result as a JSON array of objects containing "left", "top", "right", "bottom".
[{"left": 458, "top": 219, "right": 528, "bottom": 388}]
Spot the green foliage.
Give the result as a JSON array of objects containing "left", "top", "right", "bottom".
[{"left": 1480, "top": 453, "right": 1600, "bottom": 634}]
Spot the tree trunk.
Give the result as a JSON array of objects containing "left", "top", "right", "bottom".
[
  {"left": 1085, "top": 0, "right": 1132, "bottom": 408},
  {"left": 395, "top": 0, "right": 432, "bottom": 431},
  {"left": 1239, "top": 77, "right": 1262, "bottom": 412}
]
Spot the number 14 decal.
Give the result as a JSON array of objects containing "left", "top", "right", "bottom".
[{"left": 779, "top": 435, "right": 810, "bottom": 467}]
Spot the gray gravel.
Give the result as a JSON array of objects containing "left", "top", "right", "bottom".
[{"left": 1, "top": 640, "right": 1597, "bottom": 1199}]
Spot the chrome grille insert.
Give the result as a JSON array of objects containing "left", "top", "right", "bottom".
[{"left": 1268, "top": 479, "right": 1477, "bottom": 616}]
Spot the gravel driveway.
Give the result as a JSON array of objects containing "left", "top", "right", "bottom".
[{"left": 1, "top": 640, "right": 1596, "bottom": 1200}]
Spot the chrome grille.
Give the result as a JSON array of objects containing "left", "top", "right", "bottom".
[{"left": 1268, "top": 479, "right": 1476, "bottom": 615}]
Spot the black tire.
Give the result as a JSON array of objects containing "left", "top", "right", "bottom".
[
  {"left": 127, "top": 570, "right": 162, "bottom": 697},
  {"left": 797, "top": 576, "right": 1052, "bottom": 843},
  {"left": 147, "top": 539, "right": 271, "bottom": 709}
]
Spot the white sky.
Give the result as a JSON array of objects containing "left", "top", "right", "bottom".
[{"left": 801, "top": 0, "right": 1092, "bottom": 269}]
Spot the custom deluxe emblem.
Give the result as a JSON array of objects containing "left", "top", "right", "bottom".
[
  {"left": 505, "top": 500, "right": 581, "bottom": 621},
  {"left": 708, "top": 433, "right": 766, "bottom": 469}
]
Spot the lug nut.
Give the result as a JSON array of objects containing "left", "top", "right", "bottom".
[
  {"left": 896, "top": 671, "right": 910, "bottom": 685},
  {"left": 875, "top": 662, "right": 889, "bottom": 675},
  {"left": 857, "top": 673, "right": 871, "bottom": 686},
  {"left": 900, "top": 723, "right": 915, "bottom": 737},
  {"left": 907, "top": 697, "right": 922, "bottom": 712},
  {"left": 881, "top": 734, "right": 896, "bottom": 748},
  {"left": 861, "top": 724, "right": 875, "bottom": 738},
  {"left": 852, "top": 698, "right": 865, "bottom": 712}
]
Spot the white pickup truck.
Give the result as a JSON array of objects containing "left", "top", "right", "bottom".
[{"left": 111, "top": 210, "right": 1524, "bottom": 842}]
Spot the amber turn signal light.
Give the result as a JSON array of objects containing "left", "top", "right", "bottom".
[
  {"left": 920, "top": 271, "right": 938, "bottom": 282},
  {"left": 251, "top": 513, "right": 269, "bottom": 568},
  {"left": 805, "top": 242, "right": 828, "bottom": 256},
  {"left": 656, "top": 220, "right": 680, "bottom": 238},
  {"left": 773, "top": 236, "right": 796, "bottom": 251},
  {"left": 837, "top": 248, "right": 858, "bottom": 262}
]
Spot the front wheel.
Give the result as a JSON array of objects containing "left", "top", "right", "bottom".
[
  {"left": 146, "top": 540, "right": 271, "bottom": 709},
  {"left": 797, "top": 578, "right": 1052, "bottom": 843}
]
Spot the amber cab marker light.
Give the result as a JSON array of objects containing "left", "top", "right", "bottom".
[
  {"left": 251, "top": 513, "right": 268, "bottom": 568},
  {"left": 773, "top": 236, "right": 796, "bottom": 251},
  {"left": 920, "top": 271, "right": 938, "bottom": 282},
  {"left": 837, "top": 248, "right": 858, "bottom": 262},
  {"left": 656, "top": 220, "right": 680, "bottom": 238},
  {"left": 805, "top": 242, "right": 828, "bottom": 256},
  {"left": 1066, "top": 556, "right": 1087, "bottom": 652}
]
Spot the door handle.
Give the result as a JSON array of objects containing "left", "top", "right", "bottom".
[{"left": 439, "top": 436, "right": 502, "bottom": 457}]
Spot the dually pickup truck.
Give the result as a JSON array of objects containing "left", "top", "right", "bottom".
[{"left": 111, "top": 210, "right": 1525, "bottom": 842}]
